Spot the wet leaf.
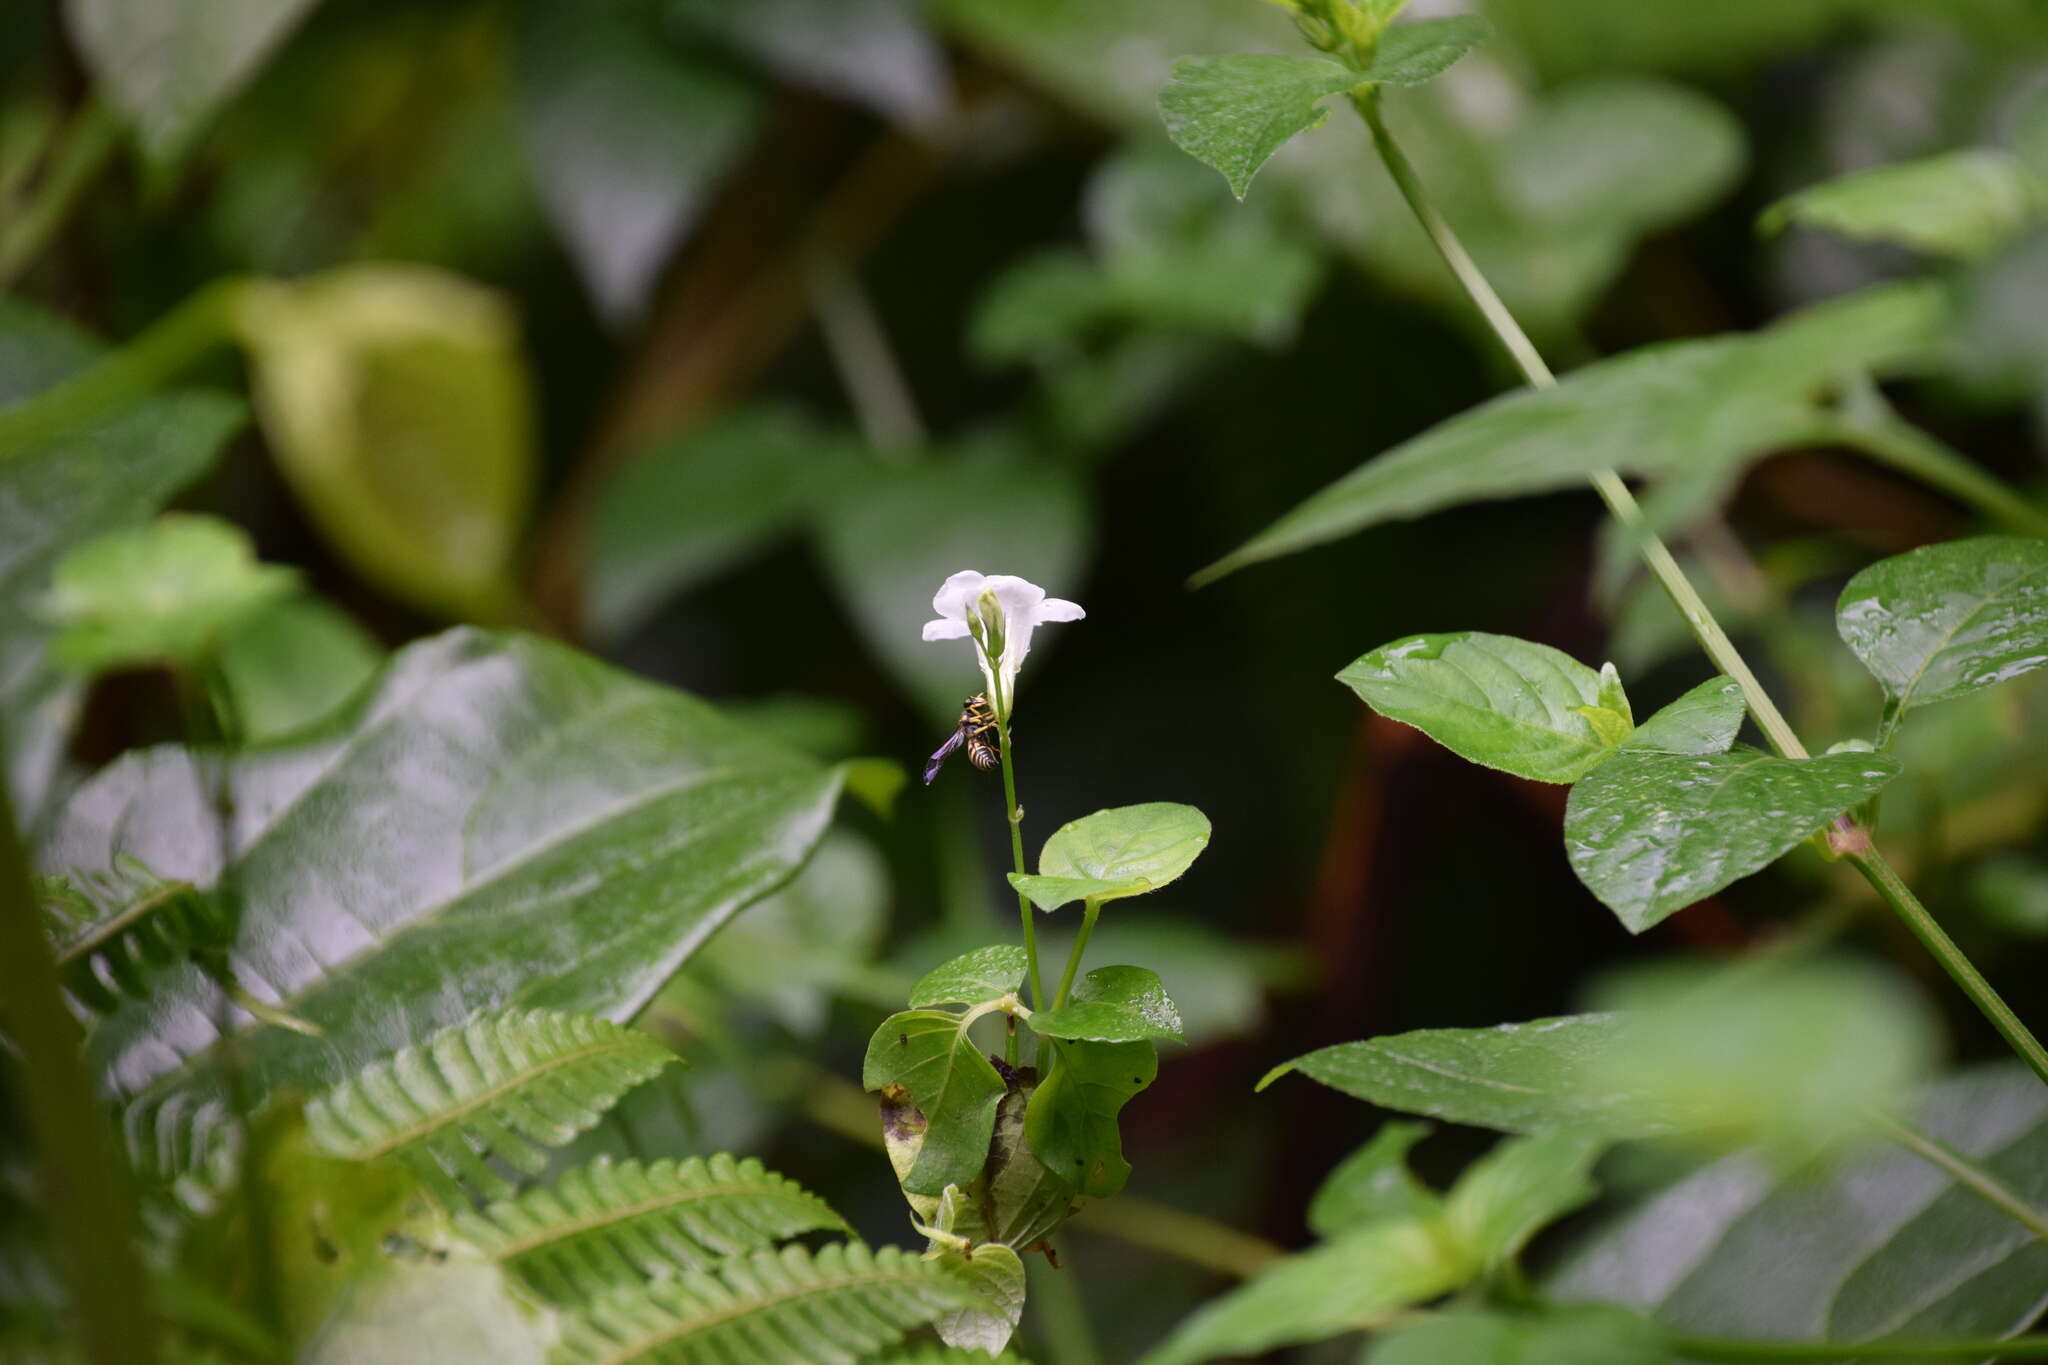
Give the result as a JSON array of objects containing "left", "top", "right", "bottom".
[
  {"left": 1008, "top": 802, "right": 1212, "bottom": 911},
  {"left": 1028, "top": 965, "right": 1183, "bottom": 1044},
  {"left": 1615, "top": 676, "right": 1745, "bottom": 756},
  {"left": 909, "top": 946, "right": 1030, "bottom": 1010}
]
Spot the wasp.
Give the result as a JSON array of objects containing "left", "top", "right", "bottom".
[{"left": 923, "top": 694, "right": 999, "bottom": 784}]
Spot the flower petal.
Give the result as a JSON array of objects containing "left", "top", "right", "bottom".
[
  {"left": 922, "top": 618, "right": 971, "bottom": 641},
  {"left": 983, "top": 574, "right": 1047, "bottom": 617},
  {"left": 1032, "top": 597, "right": 1085, "bottom": 624},
  {"left": 931, "top": 570, "right": 987, "bottom": 620}
]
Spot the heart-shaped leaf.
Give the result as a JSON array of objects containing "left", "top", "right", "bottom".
[
  {"left": 1024, "top": 1037, "right": 1155, "bottom": 1198},
  {"left": 1008, "top": 802, "right": 1211, "bottom": 911},
  {"left": 1337, "top": 632, "right": 1625, "bottom": 782},
  {"left": 1564, "top": 747, "right": 1899, "bottom": 932},
  {"left": 1158, "top": 53, "right": 1361, "bottom": 200},
  {"left": 863, "top": 1010, "right": 1007, "bottom": 1197},
  {"left": 1028, "top": 965, "right": 1183, "bottom": 1044},
  {"left": 909, "top": 946, "right": 1030, "bottom": 1009}
]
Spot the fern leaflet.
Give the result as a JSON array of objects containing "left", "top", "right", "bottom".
[{"left": 37, "top": 856, "right": 226, "bottom": 1010}]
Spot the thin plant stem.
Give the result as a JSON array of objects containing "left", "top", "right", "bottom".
[
  {"left": 807, "top": 255, "right": 926, "bottom": 459},
  {"left": 1670, "top": 1334, "right": 2048, "bottom": 1361},
  {"left": 0, "top": 97, "right": 119, "bottom": 289},
  {"left": 1871, "top": 1110, "right": 2048, "bottom": 1244},
  {"left": 1354, "top": 91, "right": 2048, "bottom": 1086},
  {"left": 0, "top": 747, "right": 161, "bottom": 1365},
  {"left": 997, "top": 712, "right": 1045, "bottom": 1013},
  {"left": 1051, "top": 898, "right": 1102, "bottom": 1011}
]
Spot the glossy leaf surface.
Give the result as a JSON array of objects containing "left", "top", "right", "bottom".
[
  {"left": 1615, "top": 676, "right": 1745, "bottom": 756},
  {"left": 1028, "top": 965, "right": 1184, "bottom": 1044},
  {"left": 1009, "top": 802, "right": 1212, "bottom": 910},
  {"left": 908, "top": 946, "right": 1029, "bottom": 1010}
]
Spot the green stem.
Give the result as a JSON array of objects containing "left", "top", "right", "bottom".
[
  {"left": 1828, "top": 415, "right": 2048, "bottom": 539},
  {"left": 1355, "top": 94, "right": 1807, "bottom": 761},
  {"left": 0, "top": 278, "right": 246, "bottom": 460},
  {"left": 0, "top": 748, "right": 161, "bottom": 1364},
  {"left": 1051, "top": 899, "right": 1102, "bottom": 1011},
  {"left": 1872, "top": 1110, "right": 2048, "bottom": 1243},
  {"left": 0, "top": 97, "right": 119, "bottom": 289},
  {"left": 996, "top": 713, "right": 1044, "bottom": 1012},
  {"left": 1847, "top": 846, "right": 2048, "bottom": 1087},
  {"left": 1671, "top": 1334, "right": 2048, "bottom": 1361}
]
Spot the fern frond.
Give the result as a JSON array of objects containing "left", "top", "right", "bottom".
[
  {"left": 307, "top": 1009, "right": 676, "bottom": 1200},
  {"left": 552, "top": 1242, "right": 973, "bottom": 1365},
  {"left": 37, "top": 856, "right": 226, "bottom": 1010},
  {"left": 456, "top": 1153, "right": 849, "bottom": 1302}
]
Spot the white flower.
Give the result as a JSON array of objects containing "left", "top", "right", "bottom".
[{"left": 921, "top": 570, "right": 1084, "bottom": 716}]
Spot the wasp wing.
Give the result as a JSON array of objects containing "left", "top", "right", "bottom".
[{"left": 922, "top": 727, "right": 967, "bottom": 785}]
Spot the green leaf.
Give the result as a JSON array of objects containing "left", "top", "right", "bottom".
[
  {"left": 670, "top": 0, "right": 945, "bottom": 128},
  {"left": 1836, "top": 536, "right": 2048, "bottom": 737},
  {"left": 1359, "top": 16, "right": 1491, "bottom": 87},
  {"left": 1027, "top": 965, "right": 1184, "bottom": 1043},
  {"left": 454, "top": 1153, "right": 848, "bottom": 1305},
  {"left": 46, "top": 628, "right": 846, "bottom": 1181},
  {"left": 37, "top": 856, "right": 225, "bottom": 1011},
  {"left": 1260, "top": 1014, "right": 1657, "bottom": 1136},
  {"left": 306, "top": 1008, "right": 677, "bottom": 1200},
  {"left": 910, "top": 946, "right": 1030, "bottom": 1009},
  {"left": 64, "top": 0, "right": 324, "bottom": 161},
  {"left": 1564, "top": 747, "right": 1900, "bottom": 933},
  {"left": 1549, "top": 1065, "right": 2048, "bottom": 1348},
  {"left": 1615, "top": 676, "right": 1745, "bottom": 756},
  {"left": 1133, "top": 1217, "right": 1473, "bottom": 1365},
  {"left": 1366, "top": 1306, "right": 1667, "bottom": 1365},
  {"left": 1336, "top": 632, "right": 1623, "bottom": 783},
  {"left": 518, "top": 5, "right": 763, "bottom": 325},
  {"left": 863, "top": 1010, "right": 1008, "bottom": 1196},
  {"left": 1443, "top": 1132, "right": 1603, "bottom": 1266},
  {"left": 1192, "top": 282, "right": 1944, "bottom": 585},
  {"left": 1157, "top": 53, "right": 1360, "bottom": 200},
  {"left": 42, "top": 515, "right": 298, "bottom": 676},
  {"left": 1761, "top": 149, "right": 2048, "bottom": 260},
  {"left": 930, "top": 1242, "right": 1025, "bottom": 1356},
  {"left": 1307, "top": 1121, "right": 1438, "bottom": 1237},
  {"left": 303, "top": 1255, "right": 553, "bottom": 1365},
  {"left": 233, "top": 265, "right": 535, "bottom": 622},
  {"left": 215, "top": 596, "right": 383, "bottom": 744},
  {"left": 551, "top": 1242, "right": 974, "bottom": 1365},
  {"left": 1024, "top": 1038, "right": 1155, "bottom": 1198},
  {"left": 1008, "top": 802, "right": 1212, "bottom": 911}
]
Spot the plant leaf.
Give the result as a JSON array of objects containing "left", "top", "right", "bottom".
[
  {"left": 46, "top": 628, "right": 846, "bottom": 1181},
  {"left": 37, "top": 856, "right": 226, "bottom": 1012},
  {"left": 43, "top": 515, "right": 299, "bottom": 676},
  {"left": 910, "top": 946, "right": 1031, "bottom": 1009},
  {"left": 930, "top": 1241, "right": 1025, "bottom": 1356},
  {"left": 1157, "top": 53, "right": 1361, "bottom": 200},
  {"left": 306, "top": 1008, "right": 677, "bottom": 1200},
  {"left": 454, "top": 1153, "right": 847, "bottom": 1305},
  {"left": 1761, "top": 148, "right": 2048, "bottom": 260},
  {"left": 1836, "top": 535, "right": 2048, "bottom": 734},
  {"left": 1366, "top": 1306, "right": 1667, "bottom": 1365},
  {"left": 1192, "top": 282, "right": 1944, "bottom": 585},
  {"left": 215, "top": 596, "right": 383, "bottom": 744},
  {"left": 1027, "top": 965, "right": 1184, "bottom": 1044},
  {"left": 1615, "top": 676, "right": 1745, "bottom": 756},
  {"left": 1025, "top": 1038, "right": 1155, "bottom": 1198},
  {"left": 863, "top": 1010, "right": 1008, "bottom": 1196},
  {"left": 1308, "top": 1121, "right": 1439, "bottom": 1237},
  {"left": 551, "top": 1242, "right": 975, "bottom": 1365},
  {"left": 1009, "top": 802, "right": 1212, "bottom": 911},
  {"left": 1336, "top": 632, "right": 1623, "bottom": 783},
  {"left": 1564, "top": 747, "right": 1899, "bottom": 933},
  {"left": 1360, "top": 16, "right": 1491, "bottom": 87},
  {"left": 1443, "top": 1132, "right": 1604, "bottom": 1266},
  {"left": 1548, "top": 1065, "right": 2048, "bottom": 1348}
]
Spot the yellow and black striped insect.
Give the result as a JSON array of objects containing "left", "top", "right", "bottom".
[{"left": 923, "top": 694, "right": 999, "bottom": 785}]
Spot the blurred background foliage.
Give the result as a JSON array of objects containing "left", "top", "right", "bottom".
[{"left": 6, "top": 0, "right": 2048, "bottom": 1358}]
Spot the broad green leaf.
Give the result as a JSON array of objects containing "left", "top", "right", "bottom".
[
  {"left": 1359, "top": 16, "right": 1491, "bottom": 87},
  {"left": 1193, "top": 282, "right": 1944, "bottom": 585},
  {"left": 1366, "top": 1306, "right": 1667, "bottom": 1365},
  {"left": 215, "top": 597, "right": 383, "bottom": 745},
  {"left": 931, "top": 1242, "right": 1025, "bottom": 1356},
  {"left": 909, "top": 946, "right": 1030, "bottom": 1009},
  {"left": 1308, "top": 1121, "right": 1438, "bottom": 1237},
  {"left": 1563, "top": 747, "right": 1899, "bottom": 933},
  {"left": 1836, "top": 536, "right": 2048, "bottom": 738},
  {"left": 1025, "top": 1037, "right": 1155, "bottom": 1198},
  {"left": 970, "top": 252, "right": 1121, "bottom": 365},
  {"left": 1549, "top": 1065, "right": 2048, "bottom": 1348},
  {"left": 1336, "top": 632, "right": 1622, "bottom": 783},
  {"left": 1615, "top": 676, "right": 1745, "bottom": 756},
  {"left": 863, "top": 1010, "right": 1008, "bottom": 1196},
  {"left": 233, "top": 265, "right": 535, "bottom": 622},
  {"left": 64, "top": 0, "right": 325, "bottom": 161},
  {"left": 671, "top": 0, "right": 947, "bottom": 128},
  {"left": 1762, "top": 149, "right": 2048, "bottom": 260},
  {"left": 1157, "top": 53, "right": 1361, "bottom": 200},
  {"left": 1443, "top": 1132, "right": 1603, "bottom": 1266},
  {"left": 1028, "top": 965, "right": 1184, "bottom": 1043},
  {"left": 43, "top": 515, "right": 298, "bottom": 676},
  {"left": 1009, "top": 802, "right": 1212, "bottom": 911},
  {"left": 43, "top": 629, "right": 845, "bottom": 1179},
  {"left": 518, "top": 4, "right": 763, "bottom": 325},
  {"left": 1134, "top": 1217, "right": 1472, "bottom": 1365},
  {"left": 1260, "top": 1014, "right": 1660, "bottom": 1136},
  {"left": 813, "top": 440, "right": 1091, "bottom": 722}
]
